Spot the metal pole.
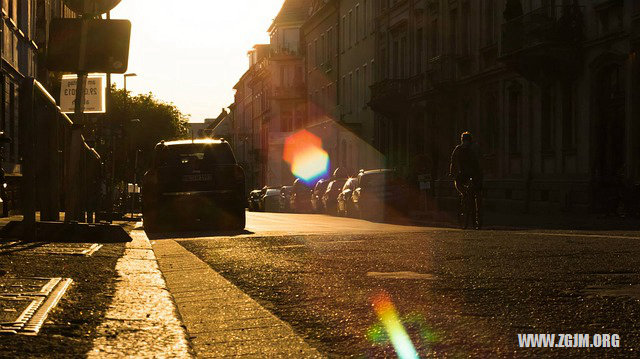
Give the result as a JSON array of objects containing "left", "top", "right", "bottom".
[
  {"left": 106, "top": 10, "right": 114, "bottom": 223},
  {"left": 130, "top": 149, "right": 138, "bottom": 218},
  {"left": 66, "top": 13, "right": 89, "bottom": 222}
]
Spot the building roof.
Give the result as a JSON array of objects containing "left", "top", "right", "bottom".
[{"left": 269, "top": 0, "right": 312, "bottom": 31}]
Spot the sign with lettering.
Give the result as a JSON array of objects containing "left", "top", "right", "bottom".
[{"left": 59, "top": 74, "right": 106, "bottom": 113}]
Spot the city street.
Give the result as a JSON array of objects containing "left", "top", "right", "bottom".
[{"left": 152, "top": 212, "right": 640, "bottom": 358}]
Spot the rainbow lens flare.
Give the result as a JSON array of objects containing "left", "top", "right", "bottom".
[
  {"left": 372, "top": 291, "right": 420, "bottom": 359},
  {"left": 283, "top": 130, "right": 330, "bottom": 185}
]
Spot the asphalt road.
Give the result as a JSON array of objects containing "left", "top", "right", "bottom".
[{"left": 170, "top": 212, "right": 640, "bottom": 358}]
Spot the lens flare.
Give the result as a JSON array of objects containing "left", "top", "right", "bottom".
[
  {"left": 283, "top": 130, "right": 330, "bottom": 185},
  {"left": 372, "top": 291, "right": 420, "bottom": 359}
]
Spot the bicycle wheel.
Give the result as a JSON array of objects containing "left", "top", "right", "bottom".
[{"left": 457, "top": 196, "right": 466, "bottom": 229}]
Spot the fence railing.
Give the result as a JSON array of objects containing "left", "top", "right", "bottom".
[{"left": 20, "top": 78, "right": 102, "bottom": 238}]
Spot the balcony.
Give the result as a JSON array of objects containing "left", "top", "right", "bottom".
[
  {"left": 368, "top": 78, "right": 413, "bottom": 116},
  {"left": 499, "top": 5, "right": 583, "bottom": 81},
  {"left": 271, "top": 84, "right": 306, "bottom": 99},
  {"left": 425, "top": 55, "right": 456, "bottom": 89}
]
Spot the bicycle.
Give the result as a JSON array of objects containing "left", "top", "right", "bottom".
[{"left": 457, "top": 177, "right": 482, "bottom": 230}]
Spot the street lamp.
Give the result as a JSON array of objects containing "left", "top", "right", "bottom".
[
  {"left": 122, "top": 73, "right": 137, "bottom": 219},
  {"left": 129, "top": 118, "right": 141, "bottom": 219},
  {"left": 123, "top": 73, "right": 137, "bottom": 94}
]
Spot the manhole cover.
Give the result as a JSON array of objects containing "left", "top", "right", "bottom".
[
  {"left": 366, "top": 271, "right": 437, "bottom": 280},
  {"left": 0, "top": 277, "right": 72, "bottom": 335},
  {"left": 0, "top": 242, "right": 102, "bottom": 256},
  {"left": 0, "top": 278, "right": 60, "bottom": 297}
]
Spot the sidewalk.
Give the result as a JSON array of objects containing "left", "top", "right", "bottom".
[
  {"left": 410, "top": 209, "right": 640, "bottom": 231},
  {"left": 0, "top": 216, "right": 191, "bottom": 358},
  {"left": 0, "top": 216, "right": 323, "bottom": 358}
]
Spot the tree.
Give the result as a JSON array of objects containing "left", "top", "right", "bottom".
[{"left": 95, "top": 86, "right": 190, "bottom": 185}]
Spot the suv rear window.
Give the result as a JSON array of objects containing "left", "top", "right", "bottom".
[
  {"left": 360, "top": 172, "right": 396, "bottom": 188},
  {"left": 156, "top": 143, "right": 236, "bottom": 168}
]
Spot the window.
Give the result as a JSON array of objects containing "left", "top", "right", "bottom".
[
  {"left": 320, "top": 34, "right": 325, "bottom": 64},
  {"left": 355, "top": 4, "right": 360, "bottom": 41},
  {"left": 341, "top": 76, "right": 346, "bottom": 109},
  {"left": 482, "top": 91, "right": 498, "bottom": 154},
  {"left": 363, "top": 64, "right": 368, "bottom": 103},
  {"left": 281, "top": 108, "right": 293, "bottom": 132},
  {"left": 450, "top": 10, "right": 457, "bottom": 55},
  {"left": 348, "top": 73, "right": 353, "bottom": 112},
  {"left": 562, "top": 83, "right": 575, "bottom": 149},
  {"left": 400, "top": 36, "right": 406, "bottom": 78},
  {"left": 416, "top": 28, "right": 423, "bottom": 73},
  {"left": 327, "top": 28, "right": 334, "bottom": 65},
  {"left": 364, "top": 0, "right": 369, "bottom": 36},
  {"left": 392, "top": 40, "right": 399, "bottom": 78},
  {"left": 508, "top": 84, "right": 522, "bottom": 154},
  {"left": 461, "top": 4, "right": 470, "bottom": 55},
  {"left": 342, "top": 16, "right": 347, "bottom": 52},
  {"left": 314, "top": 39, "right": 319, "bottom": 67},
  {"left": 430, "top": 18, "right": 439, "bottom": 57},
  {"left": 484, "top": 0, "right": 495, "bottom": 45},
  {"left": 541, "top": 85, "right": 556, "bottom": 152},
  {"left": 355, "top": 68, "right": 360, "bottom": 111},
  {"left": 349, "top": 10, "right": 353, "bottom": 47}
]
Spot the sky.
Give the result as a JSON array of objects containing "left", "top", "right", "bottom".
[{"left": 109, "top": 0, "right": 286, "bottom": 123}]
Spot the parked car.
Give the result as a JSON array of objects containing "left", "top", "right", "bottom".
[
  {"left": 142, "top": 139, "right": 245, "bottom": 232},
  {"left": 337, "top": 177, "right": 359, "bottom": 217},
  {"left": 248, "top": 190, "right": 262, "bottom": 211},
  {"left": 290, "top": 178, "right": 312, "bottom": 213},
  {"left": 260, "top": 186, "right": 281, "bottom": 212},
  {"left": 279, "top": 185, "right": 294, "bottom": 212},
  {"left": 311, "top": 179, "right": 329, "bottom": 213},
  {"left": 352, "top": 169, "right": 409, "bottom": 220},
  {"left": 322, "top": 178, "right": 347, "bottom": 215}
]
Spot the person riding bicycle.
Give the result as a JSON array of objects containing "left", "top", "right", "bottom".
[
  {"left": 449, "top": 132, "right": 482, "bottom": 192},
  {"left": 449, "top": 132, "right": 483, "bottom": 227}
]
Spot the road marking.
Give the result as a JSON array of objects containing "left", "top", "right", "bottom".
[
  {"left": 509, "top": 231, "right": 640, "bottom": 240},
  {"left": 367, "top": 271, "right": 437, "bottom": 280}
]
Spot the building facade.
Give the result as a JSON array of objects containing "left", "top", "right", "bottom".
[
  {"left": 301, "top": 0, "right": 382, "bottom": 178},
  {"left": 231, "top": 0, "right": 310, "bottom": 188},
  {"left": 370, "top": 0, "right": 640, "bottom": 214},
  {"left": 1, "top": 0, "right": 75, "bottom": 214}
]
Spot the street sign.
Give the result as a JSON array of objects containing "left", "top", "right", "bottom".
[
  {"left": 47, "top": 19, "right": 131, "bottom": 73},
  {"left": 59, "top": 74, "right": 106, "bottom": 113},
  {"left": 64, "top": 0, "right": 122, "bottom": 15}
]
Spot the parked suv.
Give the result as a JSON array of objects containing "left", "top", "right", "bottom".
[
  {"left": 311, "top": 179, "right": 329, "bottom": 213},
  {"left": 352, "top": 169, "right": 408, "bottom": 220},
  {"left": 323, "top": 178, "right": 347, "bottom": 215},
  {"left": 290, "top": 178, "right": 312, "bottom": 213},
  {"left": 142, "top": 139, "right": 246, "bottom": 231},
  {"left": 337, "top": 177, "right": 358, "bottom": 217}
]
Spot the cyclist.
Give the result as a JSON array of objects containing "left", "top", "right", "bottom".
[{"left": 449, "top": 132, "right": 483, "bottom": 228}]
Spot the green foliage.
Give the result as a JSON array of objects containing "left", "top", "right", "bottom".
[{"left": 98, "top": 86, "right": 190, "bottom": 183}]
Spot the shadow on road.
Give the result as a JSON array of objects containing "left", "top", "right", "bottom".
[{"left": 145, "top": 229, "right": 254, "bottom": 240}]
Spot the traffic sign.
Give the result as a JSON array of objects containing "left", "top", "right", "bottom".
[
  {"left": 59, "top": 74, "right": 106, "bottom": 113},
  {"left": 64, "top": 0, "right": 122, "bottom": 15},
  {"left": 47, "top": 19, "right": 131, "bottom": 73}
]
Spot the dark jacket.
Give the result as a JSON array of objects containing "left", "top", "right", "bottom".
[{"left": 449, "top": 142, "right": 481, "bottom": 177}]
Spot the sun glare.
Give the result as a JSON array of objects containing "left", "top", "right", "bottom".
[{"left": 109, "top": 0, "right": 286, "bottom": 121}]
